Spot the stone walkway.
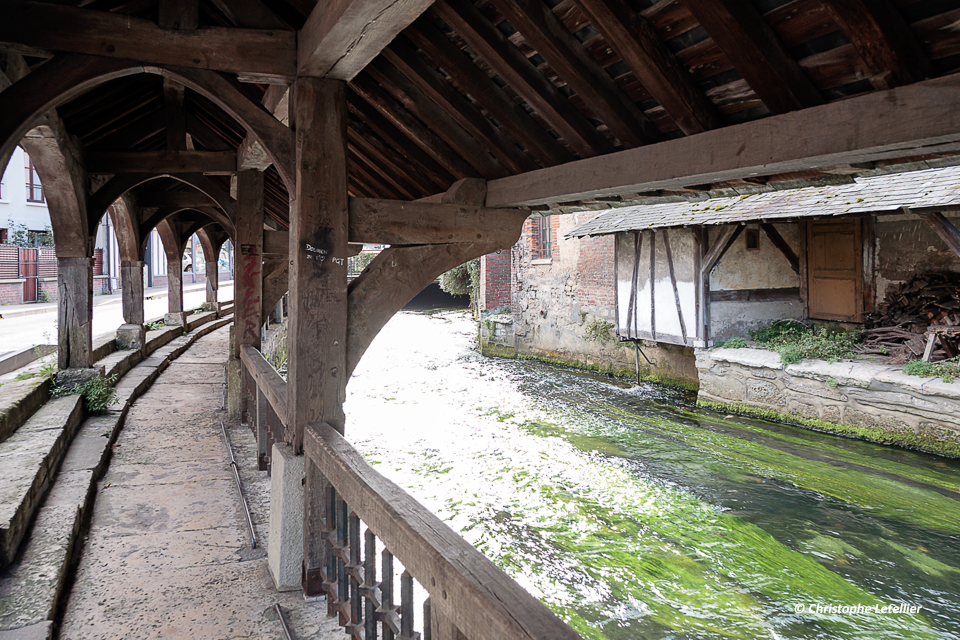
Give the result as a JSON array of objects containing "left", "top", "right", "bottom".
[{"left": 59, "top": 327, "right": 340, "bottom": 640}]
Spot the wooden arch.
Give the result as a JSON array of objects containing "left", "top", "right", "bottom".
[{"left": 0, "top": 54, "right": 295, "bottom": 191}]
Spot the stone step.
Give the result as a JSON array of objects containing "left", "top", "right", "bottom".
[
  {"left": 0, "top": 396, "right": 83, "bottom": 566},
  {"left": 0, "top": 314, "right": 234, "bottom": 638}
]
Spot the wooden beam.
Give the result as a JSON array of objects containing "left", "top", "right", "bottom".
[
  {"left": 683, "top": 0, "right": 823, "bottom": 114},
  {"left": 95, "top": 110, "right": 166, "bottom": 150},
  {"left": 209, "top": 0, "right": 288, "bottom": 30},
  {"left": 401, "top": 23, "right": 572, "bottom": 168},
  {"left": 574, "top": 0, "right": 721, "bottom": 135},
  {"left": 351, "top": 74, "right": 480, "bottom": 181},
  {"left": 916, "top": 210, "right": 960, "bottom": 257},
  {"left": 348, "top": 198, "right": 529, "bottom": 246},
  {"left": 488, "top": 0, "right": 662, "bottom": 148},
  {"left": 234, "top": 169, "right": 264, "bottom": 360},
  {"left": 134, "top": 190, "right": 215, "bottom": 209},
  {"left": 382, "top": 39, "right": 540, "bottom": 175},
  {"left": 708, "top": 287, "right": 800, "bottom": 303},
  {"left": 297, "top": 0, "right": 434, "bottom": 80},
  {"left": 262, "top": 229, "right": 288, "bottom": 255},
  {"left": 701, "top": 224, "right": 741, "bottom": 275},
  {"left": 185, "top": 113, "right": 233, "bottom": 152},
  {"left": 88, "top": 150, "right": 237, "bottom": 174},
  {"left": 431, "top": 0, "right": 615, "bottom": 158},
  {"left": 349, "top": 143, "right": 418, "bottom": 201},
  {"left": 0, "top": 1, "right": 295, "bottom": 81},
  {"left": 261, "top": 261, "right": 288, "bottom": 319},
  {"left": 163, "top": 78, "right": 187, "bottom": 150},
  {"left": 819, "top": 0, "right": 934, "bottom": 90},
  {"left": 484, "top": 74, "right": 960, "bottom": 208},
  {"left": 237, "top": 134, "right": 273, "bottom": 171},
  {"left": 760, "top": 223, "right": 799, "bottom": 274},
  {"left": 366, "top": 57, "right": 508, "bottom": 180}
]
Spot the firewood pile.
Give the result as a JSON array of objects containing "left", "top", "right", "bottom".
[{"left": 858, "top": 272, "right": 960, "bottom": 360}]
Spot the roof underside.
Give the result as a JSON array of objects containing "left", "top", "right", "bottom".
[{"left": 15, "top": 0, "right": 960, "bottom": 230}]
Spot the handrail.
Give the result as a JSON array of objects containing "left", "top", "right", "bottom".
[
  {"left": 305, "top": 422, "right": 583, "bottom": 640},
  {"left": 239, "top": 343, "right": 287, "bottom": 426}
]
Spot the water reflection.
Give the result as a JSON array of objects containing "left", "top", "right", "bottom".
[{"left": 345, "top": 311, "right": 960, "bottom": 640}]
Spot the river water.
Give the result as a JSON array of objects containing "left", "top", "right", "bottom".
[{"left": 344, "top": 311, "right": 960, "bottom": 640}]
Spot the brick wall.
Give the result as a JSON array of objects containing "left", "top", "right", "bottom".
[
  {"left": 39, "top": 279, "right": 57, "bottom": 302},
  {"left": 480, "top": 250, "right": 512, "bottom": 312},
  {"left": 153, "top": 275, "right": 168, "bottom": 287},
  {"left": 574, "top": 231, "right": 615, "bottom": 310},
  {"left": 0, "top": 282, "right": 22, "bottom": 305}
]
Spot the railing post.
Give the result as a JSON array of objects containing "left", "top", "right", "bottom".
[
  {"left": 381, "top": 550, "right": 397, "bottom": 640},
  {"left": 256, "top": 386, "right": 269, "bottom": 471},
  {"left": 364, "top": 529, "right": 378, "bottom": 640}
]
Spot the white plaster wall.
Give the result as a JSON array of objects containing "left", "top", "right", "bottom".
[{"left": 0, "top": 147, "right": 51, "bottom": 233}]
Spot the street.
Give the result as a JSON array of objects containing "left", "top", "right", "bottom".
[{"left": 0, "top": 283, "right": 233, "bottom": 359}]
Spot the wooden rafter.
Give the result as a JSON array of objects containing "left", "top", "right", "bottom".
[
  {"left": 347, "top": 116, "right": 437, "bottom": 195},
  {"left": 350, "top": 74, "right": 480, "bottom": 181},
  {"left": 819, "top": 0, "right": 933, "bottom": 90},
  {"left": 134, "top": 189, "right": 215, "bottom": 209},
  {"left": 431, "top": 0, "right": 614, "bottom": 158},
  {"left": 574, "top": 0, "right": 721, "bottom": 135},
  {"left": 87, "top": 150, "right": 236, "bottom": 174},
  {"left": 298, "top": 0, "right": 435, "bottom": 80},
  {"left": 682, "top": 0, "right": 823, "bottom": 114},
  {"left": 348, "top": 145, "right": 415, "bottom": 201},
  {"left": 487, "top": 0, "right": 662, "bottom": 148}
]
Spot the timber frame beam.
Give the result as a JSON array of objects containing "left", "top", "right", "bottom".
[{"left": 484, "top": 74, "right": 960, "bottom": 208}]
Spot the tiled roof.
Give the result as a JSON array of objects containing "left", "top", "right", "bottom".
[{"left": 567, "top": 166, "right": 960, "bottom": 238}]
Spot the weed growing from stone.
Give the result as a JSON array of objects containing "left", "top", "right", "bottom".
[
  {"left": 716, "top": 337, "right": 747, "bottom": 349},
  {"left": 14, "top": 371, "right": 34, "bottom": 380},
  {"left": 903, "top": 356, "right": 960, "bottom": 384},
  {"left": 53, "top": 374, "right": 119, "bottom": 415},
  {"left": 584, "top": 319, "right": 614, "bottom": 343},
  {"left": 146, "top": 320, "right": 165, "bottom": 331},
  {"left": 749, "top": 321, "right": 858, "bottom": 365}
]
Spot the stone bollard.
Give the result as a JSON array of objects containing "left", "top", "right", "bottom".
[
  {"left": 164, "top": 312, "right": 188, "bottom": 328},
  {"left": 268, "top": 443, "right": 304, "bottom": 592},
  {"left": 116, "top": 324, "right": 146, "bottom": 353}
]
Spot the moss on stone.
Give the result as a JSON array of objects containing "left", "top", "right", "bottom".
[
  {"left": 696, "top": 399, "right": 960, "bottom": 459},
  {"left": 480, "top": 344, "right": 698, "bottom": 391}
]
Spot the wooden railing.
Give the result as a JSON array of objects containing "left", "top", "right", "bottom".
[
  {"left": 239, "top": 344, "right": 286, "bottom": 470},
  {"left": 240, "top": 344, "right": 583, "bottom": 640}
]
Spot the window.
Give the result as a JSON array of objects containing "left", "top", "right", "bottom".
[
  {"left": 25, "top": 152, "right": 44, "bottom": 203},
  {"left": 533, "top": 215, "right": 553, "bottom": 260},
  {"left": 745, "top": 228, "right": 760, "bottom": 250}
]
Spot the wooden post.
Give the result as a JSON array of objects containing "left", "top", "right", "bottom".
[
  {"left": 233, "top": 169, "right": 265, "bottom": 358},
  {"left": 288, "top": 76, "right": 349, "bottom": 597},
  {"left": 120, "top": 259, "right": 145, "bottom": 325},
  {"left": 205, "top": 259, "right": 218, "bottom": 303},
  {"left": 57, "top": 256, "right": 93, "bottom": 370}
]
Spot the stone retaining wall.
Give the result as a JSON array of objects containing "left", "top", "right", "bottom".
[{"left": 696, "top": 348, "right": 960, "bottom": 456}]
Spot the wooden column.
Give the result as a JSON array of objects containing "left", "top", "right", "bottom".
[
  {"left": 234, "top": 170, "right": 265, "bottom": 357},
  {"left": 167, "top": 257, "right": 184, "bottom": 314},
  {"left": 120, "top": 260, "right": 145, "bottom": 325},
  {"left": 205, "top": 260, "right": 219, "bottom": 303},
  {"left": 288, "top": 77, "right": 349, "bottom": 597},
  {"left": 57, "top": 257, "right": 94, "bottom": 370}
]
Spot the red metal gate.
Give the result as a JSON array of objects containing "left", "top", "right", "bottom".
[{"left": 20, "top": 248, "right": 38, "bottom": 303}]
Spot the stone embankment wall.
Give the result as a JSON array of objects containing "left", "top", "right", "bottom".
[{"left": 697, "top": 348, "right": 960, "bottom": 456}]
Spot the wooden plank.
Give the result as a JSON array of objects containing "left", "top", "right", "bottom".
[
  {"left": 819, "top": 0, "right": 933, "bottom": 90},
  {"left": 263, "top": 229, "right": 288, "bottom": 255},
  {"left": 432, "top": 0, "right": 615, "bottom": 158},
  {"left": 708, "top": 287, "right": 801, "bottom": 302},
  {"left": 484, "top": 74, "right": 960, "bottom": 208},
  {"left": 399, "top": 24, "right": 572, "bottom": 168},
  {"left": 488, "top": 0, "right": 661, "bottom": 148},
  {"left": 305, "top": 422, "right": 582, "bottom": 640},
  {"left": 798, "top": 219, "right": 809, "bottom": 319},
  {"left": 0, "top": 1, "right": 295, "bottom": 81},
  {"left": 96, "top": 110, "right": 166, "bottom": 150},
  {"left": 701, "top": 224, "right": 741, "bottom": 275},
  {"left": 234, "top": 169, "right": 264, "bottom": 359},
  {"left": 575, "top": 0, "right": 720, "bottom": 135},
  {"left": 917, "top": 210, "right": 960, "bottom": 257},
  {"left": 682, "top": 0, "right": 823, "bottom": 114},
  {"left": 922, "top": 333, "right": 937, "bottom": 362},
  {"left": 88, "top": 150, "right": 237, "bottom": 174},
  {"left": 298, "top": 0, "right": 434, "bottom": 80},
  {"left": 347, "top": 118, "right": 437, "bottom": 195},
  {"left": 239, "top": 344, "right": 288, "bottom": 426},
  {"left": 350, "top": 74, "right": 480, "bottom": 181},
  {"left": 759, "top": 223, "right": 799, "bottom": 274},
  {"left": 381, "top": 42, "right": 539, "bottom": 175},
  {"left": 661, "top": 229, "right": 687, "bottom": 344}
]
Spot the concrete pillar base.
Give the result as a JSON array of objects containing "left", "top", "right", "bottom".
[
  {"left": 116, "top": 324, "right": 146, "bottom": 352},
  {"left": 268, "top": 443, "right": 304, "bottom": 592},
  {"left": 56, "top": 366, "right": 106, "bottom": 394},
  {"left": 203, "top": 301, "right": 222, "bottom": 315},
  {"left": 227, "top": 356, "right": 242, "bottom": 421},
  {"left": 164, "top": 312, "right": 188, "bottom": 327}
]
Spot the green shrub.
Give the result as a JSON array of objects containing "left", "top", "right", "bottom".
[
  {"left": 749, "top": 319, "right": 808, "bottom": 344},
  {"left": 903, "top": 357, "right": 960, "bottom": 384},
  {"left": 439, "top": 258, "right": 481, "bottom": 310},
  {"left": 747, "top": 320, "right": 859, "bottom": 365},
  {"left": 718, "top": 337, "right": 747, "bottom": 349},
  {"left": 53, "top": 374, "right": 119, "bottom": 415},
  {"left": 583, "top": 319, "right": 614, "bottom": 343}
]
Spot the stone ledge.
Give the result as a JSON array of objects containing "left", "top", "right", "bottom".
[{"left": 706, "top": 347, "right": 784, "bottom": 370}]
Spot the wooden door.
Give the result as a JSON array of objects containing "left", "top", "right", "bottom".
[
  {"left": 807, "top": 220, "right": 862, "bottom": 322},
  {"left": 19, "top": 248, "right": 38, "bottom": 303}
]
